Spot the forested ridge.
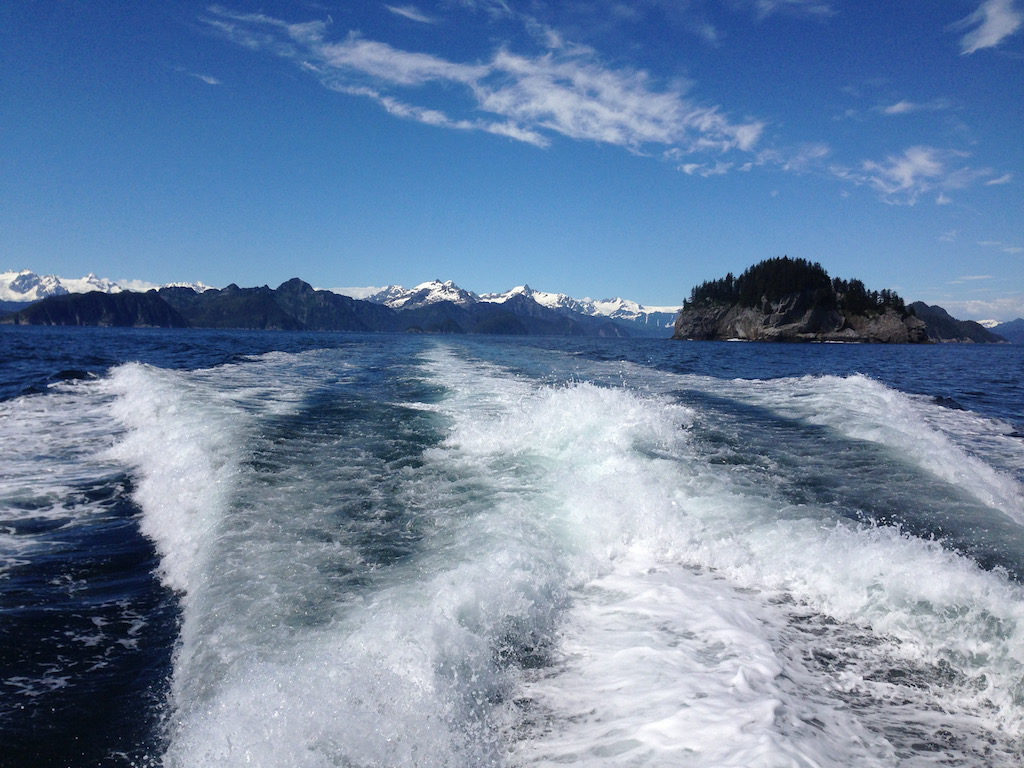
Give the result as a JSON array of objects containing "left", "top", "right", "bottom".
[{"left": 684, "top": 256, "right": 908, "bottom": 316}]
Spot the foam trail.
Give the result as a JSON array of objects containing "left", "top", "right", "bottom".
[
  {"left": 99, "top": 342, "right": 1024, "bottom": 767},
  {"left": 424, "top": 346, "right": 1024, "bottom": 766}
]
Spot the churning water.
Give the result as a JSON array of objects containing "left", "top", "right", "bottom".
[{"left": 1, "top": 328, "right": 1022, "bottom": 767}]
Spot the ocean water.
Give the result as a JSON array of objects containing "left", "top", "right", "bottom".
[{"left": 1, "top": 326, "right": 1022, "bottom": 768}]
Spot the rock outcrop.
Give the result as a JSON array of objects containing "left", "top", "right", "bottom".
[{"left": 673, "top": 290, "right": 927, "bottom": 343}]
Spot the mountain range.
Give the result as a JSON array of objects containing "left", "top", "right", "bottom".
[
  {"left": 2, "top": 268, "right": 1021, "bottom": 342},
  {"left": 0, "top": 270, "right": 678, "bottom": 336},
  {"left": 364, "top": 280, "right": 678, "bottom": 330}
]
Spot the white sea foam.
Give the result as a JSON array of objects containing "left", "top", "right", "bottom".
[
  {"left": 102, "top": 351, "right": 323, "bottom": 593},
  {"left": 104, "top": 363, "right": 251, "bottom": 594},
  {"left": 747, "top": 373, "right": 1024, "bottom": 523},
  {"left": 0, "top": 383, "right": 124, "bottom": 574},
  {"left": 100, "top": 342, "right": 1023, "bottom": 766},
  {"left": 421, "top": 347, "right": 1024, "bottom": 765}
]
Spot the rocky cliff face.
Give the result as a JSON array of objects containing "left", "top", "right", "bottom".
[{"left": 673, "top": 291, "right": 927, "bottom": 343}]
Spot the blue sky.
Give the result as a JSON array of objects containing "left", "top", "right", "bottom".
[{"left": 3, "top": 1, "right": 1022, "bottom": 319}]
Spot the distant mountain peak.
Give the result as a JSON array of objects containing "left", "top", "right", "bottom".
[
  {"left": 1, "top": 269, "right": 70, "bottom": 302},
  {"left": 366, "top": 280, "right": 480, "bottom": 309},
  {"left": 1, "top": 269, "right": 216, "bottom": 304}
]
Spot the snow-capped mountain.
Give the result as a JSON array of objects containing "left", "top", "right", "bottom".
[
  {"left": 361, "top": 280, "right": 678, "bottom": 327},
  {"left": 480, "top": 285, "right": 591, "bottom": 313},
  {"left": 61, "top": 273, "right": 124, "bottom": 295},
  {"left": 4, "top": 270, "right": 677, "bottom": 333},
  {"left": 158, "top": 280, "right": 217, "bottom": 293},
  {"left": 1, "top": 269, "right": 131, "bottom": 301},
  {"left": 479, "top": 284, "right": 679, "bottom": 327},
  {"left": 366, "top": 280, "right": 480, "bottom": 310},
  {"left": 1, "top": 269, "right": 213, "bottom": 303},
  {"left": 1, "top": 270, "right": 72, "bottom": 302}
]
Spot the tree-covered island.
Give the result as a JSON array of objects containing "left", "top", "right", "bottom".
[{"left": 673, "top": 257, "right": 927, "bottom": 343}]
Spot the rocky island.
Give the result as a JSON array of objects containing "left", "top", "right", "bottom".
[{"left": 673, "top": 257, "right": 928, "bottom": 343}]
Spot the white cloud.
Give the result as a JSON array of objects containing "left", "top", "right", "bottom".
[
  {"left": 781, "top": 142, "right": 830, "bottom": 171},
  {"left": 451, "top": 0, "right": 513, "bottom": 18},
  {"left": 118, "top": 279, "right": 161, "bottom": 292},
  {"left": 880, "top": 98, "right": 950, "bottom": 115},
  {"left": 859, "top": 146, "right": 946, "bottom": 204},
  {"left": 881, "top": 100, "right": 916, "bottom": 115},
  {"left": 331, "top": 285, "right": 385, "bottom": 298},
  {"left": 955, "top": 0, "right": 1024, "bottom": 54},
  {"left": 986, "top": 172, "right": 1013, "bottom": 185},
  {"left": 190, "top": 72, "right": 222, "bottom": 86},
  {"left": 834, "top": 146, "right": 997, "bottom": 204},
  {"left": 936, "top": 192, "right": 953, "bottom": 204},
  {"left": 207, "top": 8, "right": 765, "bottom": 159},
  {"left": 976, "top": 239, "right": 1024, "bottom": 253},
  {"left": 939, "top": 229, "right": 959, "bottom": 242},
  {"left": 739, "top": 0, "right": 834, "bottom": 20},
  {"left": 317, "top": 36, "right": 487, "bottom": 87},
  {"left": 679, "top": 160, "right": 733, "bottom": 176},
  {"left": 693, "top": 21, "right": 721, "bottom": 44},
  {"left": 940, "top": 295, "right": 1024, "bottom": 322},
  {"left": 386, "top": 5, "right": 437, "bottom": 24}
]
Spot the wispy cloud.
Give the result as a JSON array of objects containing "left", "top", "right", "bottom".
[
  {"left": 986, "top": 172, "right": 1013, "bottom": 185},
  {"left": 978, "top": 239, "right": 1024, "bottom": 253},
  {"left": 190, "top": 72, "right": 222, "bottom": 86},
  {"left": 451, "top": 0, "right": 514, "bottom": 18},
  {"left": 386, "top": 5, "right": 437, "bottom": 24},
  {"left": 679, "top": 160, "right": 733, "bottom": 176},
  {"left": 737, "top": 0, "right": 834, "bottom": 20},
  {"left": 855, "top": 146, "right": 946, "bottom": 204},
  {"left": 832, "top": 146, "right": 998, "bottom": 205},
  {"left": 951, "top": 274, "right": 994, "bottom": 283},
  {"left": 954, "top": 0, "right": 1024, "bottom": 54},
  {"left": 171, "top": 65, "right": 222, "bottom": 85},
  {"left": 879, "top": 98, "right": 951, "bottom": 115},
  {"left": 206, "top": 7, "right": 765, "bottom": 159}
]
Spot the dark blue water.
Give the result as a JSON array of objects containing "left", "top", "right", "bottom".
[{"left": 1, "top": 327, "right": 1022, "bottom": 767}]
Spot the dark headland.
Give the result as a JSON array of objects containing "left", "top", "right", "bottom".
[{"left": 672, "top": 257, "right": 1005, "bottom": 344}]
